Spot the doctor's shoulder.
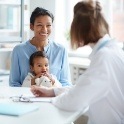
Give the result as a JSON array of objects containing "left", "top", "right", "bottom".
[{"left": 95, "top": 46, "right": 120, "bottom": 65}]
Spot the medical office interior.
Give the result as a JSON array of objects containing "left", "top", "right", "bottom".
[
  {"left": 0, "top": 0, "right": 124, "bottom": 123},
  {"left": 0, "top": 0, "right": 124, "bottom": 85}
]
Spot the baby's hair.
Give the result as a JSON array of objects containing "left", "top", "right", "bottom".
[{"left": 30, "top": 51, "right": 47, "bottom": 66}]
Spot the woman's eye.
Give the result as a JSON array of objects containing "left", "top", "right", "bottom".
[{"left": 37, "top": 24, "right": 42, "bottom": 27}]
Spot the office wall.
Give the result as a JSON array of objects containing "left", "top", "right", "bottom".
[{"left": 0, "top": 51, "right": 11, "bottom": 70}]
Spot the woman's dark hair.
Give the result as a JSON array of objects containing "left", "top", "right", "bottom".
[
  {"left": 70, "top": 0, "right": 109, "bottom": 49},
  {"left": 30, "top": 51, "right": 47, "bottom": 66},
  {"left": 30, "top": 7, "right": 54, "bottom": 25}
]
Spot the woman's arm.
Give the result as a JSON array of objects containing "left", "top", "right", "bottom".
[
  {"left": 9, "top": 47, "right": 21, "bottom": 87},
  {"left": 59, "top": 48, "right": 72, "bottom": 86}
]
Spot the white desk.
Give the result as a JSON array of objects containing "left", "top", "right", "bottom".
[
  {"left": 69, "top": 57, "right": 90, "bottom": 69},
  {"left": 0, "top": 87, "right": 88, "bottom": 124}
]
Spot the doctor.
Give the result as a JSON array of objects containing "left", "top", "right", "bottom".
[{"left": 31, "top": 0, "right": 124, "bottom": 124}]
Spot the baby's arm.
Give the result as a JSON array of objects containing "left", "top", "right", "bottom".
[
  {"left": 31, "top": 73, "right": 44, "bottom": 86},
  {"left": 22, "top": 73, "right": 33, "bottom": 87},
  {"left": 22, "top": 73, "right": 41, "bottom": 87}
]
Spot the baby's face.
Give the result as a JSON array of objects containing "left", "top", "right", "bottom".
[{"left": 31, "top": 57, "right": 49, "bottom": 75}]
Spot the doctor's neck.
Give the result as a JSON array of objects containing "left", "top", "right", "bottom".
[{"left": 89, "top": 43, "right": 95, "bottom": 49}]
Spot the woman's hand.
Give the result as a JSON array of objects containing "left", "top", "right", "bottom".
[{"left": 31, "top": 85, "right": 55, "bottom": 97}]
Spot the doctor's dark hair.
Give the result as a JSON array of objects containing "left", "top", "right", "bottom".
[
  {"left": 30, "top": 51, "right": 48, "bottom": 66},
  {"left": 70, "top": 0, "right": 109, "bottom": 49},
  {"left": 30, "top": 7, "right": 54, "bottom": 25}
]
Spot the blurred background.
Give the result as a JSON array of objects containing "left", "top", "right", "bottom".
[{"left": 0, "top": 0, "right": 124, "bottom": 85}]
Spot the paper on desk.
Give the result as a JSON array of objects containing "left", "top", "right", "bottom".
[
  {"left": 28, "top": 97, "right": 52, "bottom": 102},
  {"left": 20, "top": 94, "right": 52, "bottom": 102}
]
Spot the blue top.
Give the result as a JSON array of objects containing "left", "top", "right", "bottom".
[{"left": 9, "top": 40, "right": 71, "bottom": 87}]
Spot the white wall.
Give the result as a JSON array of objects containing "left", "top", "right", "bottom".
[
  {"left": 0, "top": 0, "right": 56, "bottom": 71},
  {"left": 30, "top": 0, "right": 56, "bottom": 40},
  {"left": 0, "top": 51, "right": 11, "bottom": 70}
]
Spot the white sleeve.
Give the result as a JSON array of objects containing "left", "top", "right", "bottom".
[
  {"left": 53, "top": 86, "right": 72, "bottom": 96},
  {"left": 22, "top": 73, "right": 33, "bottom": 87},
  {"left": 52, "top": 54, "right": 109, "bottom": 112}
]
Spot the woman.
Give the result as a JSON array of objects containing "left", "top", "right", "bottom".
[
  {"left": 9, "top": 7, "right": 71, "bottom": 87},
  {"left": 31, "top": 1, "right": 124, "bottom": 124}
]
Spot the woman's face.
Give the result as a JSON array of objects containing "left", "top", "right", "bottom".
[{"left": 30, "top": 15, "right": 52, "bottom": 42}]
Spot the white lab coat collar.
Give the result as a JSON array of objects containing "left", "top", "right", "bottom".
[{"left": 89, "top": 34, "right": 112, "bottom": 60}]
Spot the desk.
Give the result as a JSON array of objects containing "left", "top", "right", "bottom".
[
  {"left": 69, "top": 57, "right": 90, "bottom": 69},
  {"left": 0, "top": 87, "right": 88, "bottom": 124}
]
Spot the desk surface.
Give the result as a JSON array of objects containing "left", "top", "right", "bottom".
[
  {"left": 0, "top": 87, "right": 88, "bottom": 124},
  {"left": 69, "top": 57, "right": 90, "bottom": 69}
]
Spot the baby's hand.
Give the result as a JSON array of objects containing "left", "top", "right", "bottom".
[
  {"left": 43, "top": 73, "right": 55, "bottom": 85},
  {"left": 43, "top": 72, "right": 51, "bottom": 78},
  {"left": 35, "top": 73, "right": 44, "bottom": 78}
]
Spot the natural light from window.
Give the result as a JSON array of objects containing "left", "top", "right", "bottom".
[{"left": 55, "top": 0, "right": 124, "bottom": 58}]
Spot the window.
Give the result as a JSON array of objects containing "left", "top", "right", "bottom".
[
  {"left": 0, "top": 0, "right": 30, "bottom": 49},
  {"left": 0, "top": 1, "right": 21, "bottom": 42},
  {"left": 55, "top": 0, "right": 124, "bottom": 57},
  {"left": 111, "top": 0, "right": 124, "bottom": 42}
]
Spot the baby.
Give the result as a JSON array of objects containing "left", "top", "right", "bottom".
[{"left": 22, "top": 51, "right": 62, "bottom": 87}]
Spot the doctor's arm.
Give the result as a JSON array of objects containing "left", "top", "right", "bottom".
[{"left": 52, "top": 55, "right": 110, "bottom": 111}]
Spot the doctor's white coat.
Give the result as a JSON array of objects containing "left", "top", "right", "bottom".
[{"left": 52, "top": 34, "right": 124, "bottom": 124}]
